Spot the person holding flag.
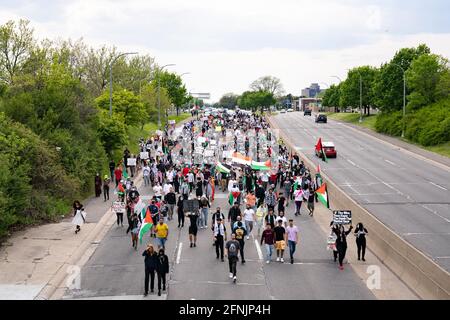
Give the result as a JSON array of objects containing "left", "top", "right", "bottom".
[
  {"left": 138, "top": 207, "right": 154, "bottom": 247},
  {"left": 315, "top": 138, "right": 328, "bottom": 163}
]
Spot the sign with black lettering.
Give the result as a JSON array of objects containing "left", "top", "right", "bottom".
[
  {"left": 112, "top": 201, "right": 126, "bottom": 213},
  {"left": 333, "top": 210, "right": 352, "bottom": 225},
  {"left": 183, "top": 199, "right": 199, "bottom": 213}
]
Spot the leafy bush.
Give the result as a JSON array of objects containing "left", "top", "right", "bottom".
[{"left": 375, "top": 111, "right": 403, "bottom": 136}]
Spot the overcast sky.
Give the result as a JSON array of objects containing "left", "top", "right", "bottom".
[{"left": 1, "top": 0, "right": 449, "bottom": 102}]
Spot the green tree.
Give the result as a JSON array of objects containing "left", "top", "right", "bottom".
[
  {"left": 250, "top": 76, "right": 285, "bottom": 97},
  {"left": 157, "top": 71, "right": 188, "bottom": 115},
  {"left": 322, "top": 84, "right": 341, "bottom": 112},
  {"left": 140, "top": 83, "right": 171, "bottom": 125},
  {"left": 97, "top": 111, "right": 127, "bottom": 156},
  {"left": 340, "top": 66, "right": 378, "bottom": 115},
  {"left": 219, "top": 93, "right": 239, "bottom": 109},
  {"left": 238, "top": 90, "right": 276, "bottom": 113},
  {"left": 406, "top": 54, "right": 450, "bottom": 111},
  {"left": 373, "top": 44, "right": 430, "bottom": 112},
  {"left": 95, "top": 89, "right": 145, "bottom": 126}
]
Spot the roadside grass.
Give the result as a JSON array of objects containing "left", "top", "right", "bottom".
[
  {"left": 325, "top": 112, "right": 377, "bottom": 130},
  {"left": 325, "top": 112, "right": 450, "bottom": 159}
]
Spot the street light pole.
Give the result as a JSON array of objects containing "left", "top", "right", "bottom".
[
  {"left": 109, "top": 52, "right": 138, "bottom": 117},
  {"left": 392, "top": 63, "right": 406, "bottom": 138},
  {"left": 359, "top": 73, "right": 363, "bottom": 123},
  {"left": 156, "top": 63, "right": 175, "bottom": 129}
]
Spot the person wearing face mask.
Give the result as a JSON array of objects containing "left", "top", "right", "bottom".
[{"left": 333, "top": 224, "right": 353, "bottom": 270}]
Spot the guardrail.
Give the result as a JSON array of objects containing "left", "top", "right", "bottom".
[{"left": 266, "top": 115, "right": 450, "bottom": 300}]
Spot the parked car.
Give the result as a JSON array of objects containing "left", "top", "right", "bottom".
[
  {"left": 315, "top": 114, "right": 327, "bottom": 123},
  {"left": 315, "top": 141, "right": 337, "bottom": 158},
  {"left": 304, "top": 109, "right": 312, "bottom": 116},
  {"left": 280, "top": 109, "right": 287, "bottom": 114},
  {"left": 287, "top": 108, "right": 294, "bottom": 112}
]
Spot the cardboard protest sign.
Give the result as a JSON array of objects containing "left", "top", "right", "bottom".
[
  {"left": 140, "top": 152, "right": 149, "bottom": 160},
  {"left": 127, "top": 158, "right": 137, "bottom": 166},
  {"left": 183, "top": 199, "right": 200, "bottom": 213},
  {"left": 333, "top": 210, "right": 352, "bottom": 225},
  {"left": 112, "top": 201, "right": 126, "bottom": 213}
]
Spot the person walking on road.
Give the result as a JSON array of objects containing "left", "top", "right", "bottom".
[
  {"left": 143, "top": 244, "right": 158, "bottom": 296},
  {"left": 94, "top": 173, "right": 102, "bottom": 197},
  {"left": 225, "top": 233, "right": 241, "bottom": 283},
  {"left": 286, "top": 219, "right": 299, "bottom": 264},
  {"left": 156, "top": 248, "right": 169, "bottom": 296},
  {"left": 334, "top": 224, "right": 353, "bottom": 270},
  {"left": 264, "top": 188, "right": 277, "bottom": 212},
  {"left": 109, "top": 159, "right": 116, "bottom": 184},
  {"left": 187, "top": 209, "right": 199, "bottom": 247},
  {"left": 264, "top": 209, "right": 276, "bottom": 230},
  {"left": 255, "top": 204, "right": 267, "bottom": 237},
  {"left": 306, "top": 186, "right": 315, "bottom": 216},
  {"left": 129, "top": 213, "right": 140, "bottom": 250},
  {"left": 261, "top": 223, "right": 275, "bottom": 263},
  {"left": 243, "top": 204, "right": 256, "bottom": 240},
  {"left": 72, "top": 200, "right": 86, "bottom": 234},
  {"left": 213, "top": 217, "right": 227, "bottom": 261},
  {"left": 233, "top": 221, "right": 247, "bottom": 264},
  {"left": 103, "top": 175, "right": 110, "bottom": 202},
  {"left": 199, "top": 195, "right": 210, "bottom": 229},
  {"left": 143, "top": 163, "right": 151, "bottom": 187},
  {"left": 293, "top": 187, "right": 304, "bottom": 216},
  {"left": 274, "top": 220, "right": 287, "bottom": 263},
  {"left": 354, "top": 223, "right": 368, "bottom": 261},
  {"left": 164, "top": 187, "right": 177, "bottom": 221},
  {"left": 228, "top": 203, "right": 241, "bottom": 230},
  {"left": 114, "top": 166, "right": 122, "bottom": 188},
  {"left": 154, "top": 219, "right": 169, "bottom": 250},
  {"left": 177, "top": 195, "right": 185, "bottom": 228}
]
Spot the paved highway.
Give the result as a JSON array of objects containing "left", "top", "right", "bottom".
[{"left": 271, "top": 112, "right": 450, "bottom": 272}]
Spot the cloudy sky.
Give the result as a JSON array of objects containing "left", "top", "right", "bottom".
[{"left": 1, "top": 0, "right": 449, "bottom": 101}]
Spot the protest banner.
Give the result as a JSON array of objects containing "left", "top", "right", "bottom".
[
  {"left": 127, "top": 158, "right": 137, "bottom": 166},
  {"left": 140, "top": 152, "right": 149, "bottom": 160},
  {"left": 112, "top": 201, "right": 126, "bottom": 213},
  {"left": 204, "top": 149, "right": 214, "bottom": 157},
  {"left": 333, "top": 210, "right": 352, "bottom": 225},
  {"left": 183, "top": 199, "right": 200, "bottom": 213}
]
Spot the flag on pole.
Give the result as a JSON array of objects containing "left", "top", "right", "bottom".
[
  {"left": 315, "top": 183, "right": 329, "bottom": 209},
  {"left": 315, "top": 138, "right": 328, "bottom": 163},
  {"left": 139, "top": 207, "right": 154, "bottom": 244},
  {"left": 216, "top": 161, "right": 231, "bottom": 174},
  {"left": 251, "top": 160, "right": 272, "bottom": 171},
  {"left": 228, "top": 191, "right": 241, "bottom": 205}
]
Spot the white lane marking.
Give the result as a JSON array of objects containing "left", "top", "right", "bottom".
[
  {"left": 429, "top": 182, "right": 447, "bottom": 191},
  {"left": 403, "top": 232, "right": 450, "bottom": 236},
  {"left": 255, "top": 240, "right": 263, "bottom": 260},
  {"left": 176, "top": 242, "right": 183, "bottom": 264},
  {"left": 384, "top": 159, "right": 396, "bottom": 166},
  {"left": 436, "top": 256, "right": 450, "bottom": 259},
  {"left": 347, "top": 159, "right": 356, "bottom": 166}
]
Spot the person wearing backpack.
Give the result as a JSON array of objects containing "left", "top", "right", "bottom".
[
  {"left": 233, "top": 221, "right": 247, "bottom": 264},
  {"left": 225, "top": 233, "right": 241, "bottom": 283}
]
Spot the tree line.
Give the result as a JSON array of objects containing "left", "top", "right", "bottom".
[
  {"left": 322, "top": 44, "right": 450, "bottom": 146},
  {"left": 0, "top": 19, "right": 190, "bottom": 238}
]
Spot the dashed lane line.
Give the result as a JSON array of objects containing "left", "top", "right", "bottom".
[{"left": 176, "top": 242, "right": 183, "bottom": 264}]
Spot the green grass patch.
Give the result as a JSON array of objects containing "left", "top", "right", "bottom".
[
  {"left": 326, "top": 112, "right": 377, "bottom": 131},
  {"left": 420, "top": 142, "right": 450, "bottom": 158}
]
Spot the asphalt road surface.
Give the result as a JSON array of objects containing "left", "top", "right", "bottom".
[
  {"left": 271, "top": 112, "right": 450, "bottom": 272},
  {"left": 62, "top": 183, "right": 375, "bottom": 300}
]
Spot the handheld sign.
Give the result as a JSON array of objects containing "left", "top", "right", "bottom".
[
  {"left": 169, "top": 120, "right": 176, "bottom": 125},
  {"left": 140, "top": 152, "right": 149, "bottom": 160},
  {"left": 127, "top": 158, "right": 137, "bottom": 166},
  {"left": 112, "top": 201, "right": 126, "bottom": 214},
  {"left": 183, "top": 199, "right": 200, "bottom": 213},
  {"left": 333, "top": 210, "right": 352, "bottom": 225}
]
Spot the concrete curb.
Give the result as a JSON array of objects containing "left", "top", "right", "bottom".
[
  {"left": 266, "top": 115, "right": 450, "bottom": 300},
  {"left": 35, "top": 174, "right": 144, "bottom": 300}
]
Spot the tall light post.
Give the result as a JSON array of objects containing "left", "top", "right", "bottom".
[
  {"left": 331, "top": 75, "right": 343, "bottom": 83},
  {"left": 156, "top": 64, "right": 175, "bottom": 129},
  {"left": 391, "top": 63, "right": 406, "bottom": 138},
  {"left": 109, "top": 52, "right": 138, "bottom": 116}
]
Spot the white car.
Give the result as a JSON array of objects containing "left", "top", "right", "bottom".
[
  {"left": 287, "top": 108, "right": 294, "bottom": 112},
  {"left": 280, "top": 109, "right": 287, "bottom": 114}
]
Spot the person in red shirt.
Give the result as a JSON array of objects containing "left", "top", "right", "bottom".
[
  {"left": 261, "top": 223, "right": 275, "bottom": 264},
  {"left": 114, "top": 166, "right": 123, "bottom": 188},
  {"left": 183, "top": 166, "right": 190, "bottom": 177}
]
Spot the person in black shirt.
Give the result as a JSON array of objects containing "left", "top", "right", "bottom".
[
  {"left": 277, "top": 193, "right": 286, "bottom": 214},
  {"left": 228, "top": 203, "right": 241, "bottom": 229},
  {"left": 333, "top": 224, "right": 353, "bottom": 270},
  {"left": 273, "top": 220, "right": 287, "bottom": 263},
  {"left": 177, "top": 196, "right": 185, "bottom": 228},
  {"left": 109, "top": 160, "right": 116, "bottom": 183},
  {"left": 255, "top": 184, "right": 265, "bottom": 207},
  {"left": 164, "top": 188, "right": 177, "bottom": 221},
  {"left": 142, "top": 244, "right": 158, "bottom": 296},
  {"left": 187, "top": 210, "right": 199, "bottom": 247},
  {"left": 233, "top": 221, "right": 247, "bottom": 264},
  {"left": 156, "top": 248, "right": 169, "bottom": 296},
  {"left": 264, "top": 209, "right": 276, "bottom": 229},
  {"left": 354, "top": 223, "right": 368, "bottom": 261}
]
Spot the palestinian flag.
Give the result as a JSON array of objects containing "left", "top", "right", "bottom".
[
  {"left": 232, "top": 152, "right": 252, "bottom": 166},
  {"left": 139, "top": 207, "right": 154, "bottom": 244},
  {"left": 117, "top": 183, "right": 125, "bottom": 196},
  {"left": 293, "top": 179, "right": 300, "bottom": 191},
  {"left": 315, "top": 183, "right": 329, "bottom": 209},
  {"left": 228, "top": 191, "right": 241, "bottom": 205},
  {"left": 315, "top": 138, "right": 328, "bottom": 163},
  {"left": 216, "top": 161, "right": 231, "bottom": 174},
  {"left": 251, "top": 160, "right": 272, "bottom": 171}
]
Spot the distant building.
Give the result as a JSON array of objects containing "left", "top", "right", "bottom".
[{"left": 301, "top": 83, "right": 321, "bottom": 98}]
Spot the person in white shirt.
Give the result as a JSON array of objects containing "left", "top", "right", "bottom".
[
  {"left": 163, "top": 182, "right": 172, "bottom": 196},
  {"left": 187, "top": 171, "right": 195, "bottom": 192},
  {"left": 261, "top": 172, "right": 269, "bottom": 191},
  {"left": 276, "top": 211, "right": 288, "bottom": 228},
  {"left": 143, "top": 164, "right": 151, "bottom": 187},
  {"left": 166, "top": 169, "right": 174, "bottom": 183},
  {"left": 243, "top": 204, "right": 256, "bottom": 240},
  {"left": 294, "top": 187, "right": 304, "bottom": 216},
  {"left": 153, "top": 183, "right": 163, "bottom": 200},
  {"left": 228, "top": 178, "right": 237, "bottom": 193}
]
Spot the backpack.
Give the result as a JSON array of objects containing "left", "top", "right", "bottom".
[{"left": 235, "top": 228, "right": 244, "bottom": 240}]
